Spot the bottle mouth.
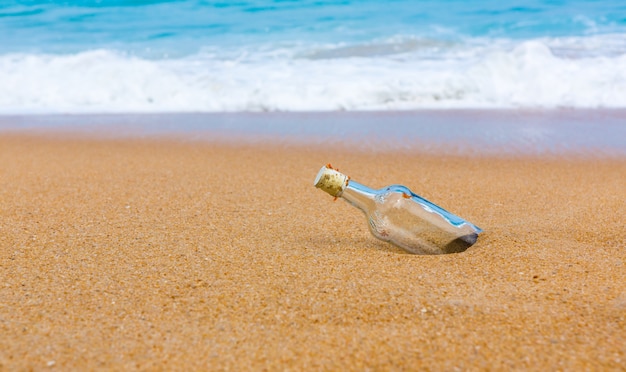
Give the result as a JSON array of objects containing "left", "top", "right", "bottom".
[{"left": 314, "top": 164, "right": 348, "bottom": 197}]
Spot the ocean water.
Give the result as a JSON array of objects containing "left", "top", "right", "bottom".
[{"left": 1, "top": 0, "right": 626, "bottom": 113}]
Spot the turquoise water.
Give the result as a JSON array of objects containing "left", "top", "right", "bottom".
[{"left": 1, "top": 0, "right": 625, "bottom": 112}]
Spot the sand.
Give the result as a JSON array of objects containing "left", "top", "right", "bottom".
[{"left": 0, "top": 131, "right": 624, "bottom": 370}]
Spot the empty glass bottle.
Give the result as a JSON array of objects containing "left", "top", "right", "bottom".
[{"left": 314, "top": 164, "right": 482, "bottom": 254}]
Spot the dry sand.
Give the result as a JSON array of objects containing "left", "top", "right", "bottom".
[{"left": 0, "top": 132, "right": 624, "bottom": 370}]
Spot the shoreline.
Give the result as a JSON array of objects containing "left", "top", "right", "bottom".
[
  {"left": 1, "top": 123, "right": 625, "bottom": 369},
  {"left": 1, "top": 108, "right": 625, "bottom": 157}
]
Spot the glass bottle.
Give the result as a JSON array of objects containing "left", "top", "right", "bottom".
[{"left": 314, "top": 164, "right": 482, "bottom": 254}]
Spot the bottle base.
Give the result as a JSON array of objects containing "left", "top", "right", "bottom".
[{"left": 444, "top": 233, "right": 479, "bottom": 253}]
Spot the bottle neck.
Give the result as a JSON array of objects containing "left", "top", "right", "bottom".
[{"left": 340, "top": 180, "right": 377, "bottom": 212}]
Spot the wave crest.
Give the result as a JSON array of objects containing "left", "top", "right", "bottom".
[{"left": 1, "top": 39, "right": 625, "bottom": 113}]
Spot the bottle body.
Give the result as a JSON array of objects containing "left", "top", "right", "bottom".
[
  {"left": 314, "top": 165, "right": 482, "bottom": 255},
  {"left": 342, "top": 181, "right": 481, "bottom": 254}
]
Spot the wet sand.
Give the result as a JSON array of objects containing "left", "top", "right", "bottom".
[{"left": 0, "top": 132, "right": 624, "bottom": 370}]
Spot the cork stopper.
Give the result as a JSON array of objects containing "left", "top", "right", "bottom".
[{"left": 314, "top": 165, "right": 348, "bottom": 197}]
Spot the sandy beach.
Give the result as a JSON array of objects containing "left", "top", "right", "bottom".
[{"left": 0, "top": 128, "right": 624, "bottom": 370}]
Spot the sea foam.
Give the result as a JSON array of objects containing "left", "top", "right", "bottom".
[{"left": 1, "top": 37, "right": 625, "bottom": 113}]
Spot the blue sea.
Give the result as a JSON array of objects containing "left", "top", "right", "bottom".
[{"left": 1, "top": 0, "right": 625, "bottom": 113}]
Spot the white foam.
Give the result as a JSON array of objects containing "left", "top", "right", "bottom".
[{"left": 1, "top": 37, "right": 625, "bottom": 114}]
